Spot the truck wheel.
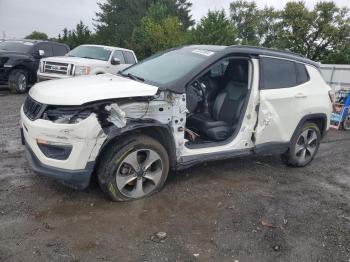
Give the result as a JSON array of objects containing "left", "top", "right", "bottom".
[
  {"left": 281, "top": 122, "right": 321, "bottom": 167},
  {"left": 97, "top": 135, "right": 170, "bottom": 201},
  {"left": 343, "top": 116, "right": 350, "bottom": 131},
  {"left": 8, "top": 69, "right": 29, "bottom": 94}
]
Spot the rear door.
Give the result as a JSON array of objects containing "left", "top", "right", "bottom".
[{"left": 255, "top": 56, "right": 311, "bottom": 149}]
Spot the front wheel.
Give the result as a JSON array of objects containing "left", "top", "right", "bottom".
[
  {"left": 8, "top": 69, "right": 29, "bottom": 94},
  {"left": 97, "top": 135, "right": 170, "bottom": 201},
  {"left": 281, "top": 122, "right": 321, "bottom": 167}
]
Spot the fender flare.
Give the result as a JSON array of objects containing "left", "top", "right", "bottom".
[
  {"left": 97, "top": 120, "right": 177, "bottom": 169},
  {"left": 290, "top": 113, "right": 328, "bottom": 141},
  {"left": 254, "top": 113, "right": 328, "bottom": 155}
]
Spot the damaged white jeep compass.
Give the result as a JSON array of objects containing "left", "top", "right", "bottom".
[{"left": 21, "top": 45, "right": 332, "bottom": 201}]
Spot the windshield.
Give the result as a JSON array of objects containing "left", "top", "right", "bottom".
[
  {"left": 0, "top": 41, "right": 34, "bottom": 53},
  {"left": 67, "top": 46, "right": 112, "bottom": 61},
  {"left": 122, "top": 49, "right": 209, "bottom": 85}
]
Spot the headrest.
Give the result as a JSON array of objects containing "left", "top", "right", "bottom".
[
  {"left": 225, "top": 81, "right": 247, "bottom": 100},
  {"left": 224, "top": 60, "right": 248, "bottom": 83}
]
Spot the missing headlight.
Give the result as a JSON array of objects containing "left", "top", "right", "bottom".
[{"left": 42, "top": 106, "right": 92, "bottom": 124}]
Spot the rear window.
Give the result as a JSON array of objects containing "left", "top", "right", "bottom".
[
  {"left": 260, "top": 57, "right": 297, "bottom": 89},
  {"left": 123, "top": 51, "right": 136, "bottom": 64}
]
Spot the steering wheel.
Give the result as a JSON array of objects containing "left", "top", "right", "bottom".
[{"left": 191, "top": 80, "right": 207, "bottom": 100}]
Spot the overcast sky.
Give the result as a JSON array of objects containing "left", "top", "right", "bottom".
[{"left": 0, "top": 0, "right": 349, "bottom": 39}]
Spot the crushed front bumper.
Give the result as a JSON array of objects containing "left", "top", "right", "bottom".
[
  {"left": 25, "top": 144, "right": 94, "bottom": 189},
  {"left": 20, "top": 106, "right": 107, "bottom": 189}
]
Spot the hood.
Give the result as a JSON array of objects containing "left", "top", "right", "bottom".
[
  {"left": 0, "top": 49, "right": 28, "bottom": 57},
  {"left": 29, "top": 74, "right": 159, "bottom": 106},
  {"left": 42, "top": 56, "right": 107, "bottom": 66}
]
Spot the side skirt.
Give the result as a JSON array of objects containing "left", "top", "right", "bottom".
[
  {"left": 176, "top": 141, "right": 290, "bottom": 171},
  {"left": 254, "top": 142, "right": 290, "bottom": 155},
  {"left": 176, "top": 148, "right": 253, "bottom": 170}
]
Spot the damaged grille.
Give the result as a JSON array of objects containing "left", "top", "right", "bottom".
[
  {"left": 23, "top": 96, "right": 45, "bottom": 120},
  {"left": 43, "top": 61, "right": 71, "bottom": 75}
]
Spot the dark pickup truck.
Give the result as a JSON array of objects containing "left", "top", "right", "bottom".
[{"left": 0, "top": 40, "right": 69, "bottom": 93}]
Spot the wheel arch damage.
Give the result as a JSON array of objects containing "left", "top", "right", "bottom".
[
  {"left": 95, "top": 121, "right": 178, "bottom": 172},
  {"left": 32, "top": 91, "right": 186, "bottom": 186}
]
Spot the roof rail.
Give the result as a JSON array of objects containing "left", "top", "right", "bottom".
[{"left": 228, "top": 45, "right": 305, "bottom": 58}]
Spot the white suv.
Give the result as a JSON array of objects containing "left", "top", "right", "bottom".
[
  {"left": 21, "top": 45, "right": 332, "bottom": 201},
  {"left": 37, "top": 44, "right": 137, "bottom": 81}
]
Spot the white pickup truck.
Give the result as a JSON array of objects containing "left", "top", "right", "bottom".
[{"left": 37, "top": 44, "right": 137, "bottom": 81}]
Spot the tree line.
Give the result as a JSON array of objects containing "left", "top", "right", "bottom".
[{"left": 25, "top": 0, "right": 350, "bottom": 64}]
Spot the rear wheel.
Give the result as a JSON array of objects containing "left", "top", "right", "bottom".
[
  {"left": 8, "top": 69, "right": 29, "bottom": 94},
  {"left": 281, "top": 122, "right": 321, "bottom": 167},
  {"left": 97, "top": 135, "right": 170, "bottom": 201}
]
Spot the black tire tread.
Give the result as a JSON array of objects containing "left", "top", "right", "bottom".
[
  {"left": 8, "top": 69, "right": 28, "bottom": 94},
  {"left": 281, "top": 122, "right": 321, "bottom": 167},
  {"left": 97, "top": 135, "right": 169, "bottom": 202}
]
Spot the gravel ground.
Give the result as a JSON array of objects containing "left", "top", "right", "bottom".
[{"left": 0, "top": 91, "right": 349, "bottom": 262}]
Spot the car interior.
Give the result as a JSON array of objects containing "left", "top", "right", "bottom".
[{"left": 185, "top": 58, "right": 250, "bottom": 146}]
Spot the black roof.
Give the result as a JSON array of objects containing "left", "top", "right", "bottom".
[
  {"left": 125, "top": 45, "right": 320, "bottom": 94},
  {"left": 182, "top": 45, "right": 319, "bottom": 68},
  {"left": 224, "top": 45, "right": 319, "bottom": 68}
]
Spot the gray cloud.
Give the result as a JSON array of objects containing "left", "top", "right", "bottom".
[{"left": 0, "top": 0, "right": 349, "bottom": 39}]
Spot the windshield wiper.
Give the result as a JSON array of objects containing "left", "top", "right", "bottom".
[
  {"left": 120, "top": 72, "right": 144, "bottom": 82},
  {"left": 81, "top": 56, "right": 96, "bottom": 60}
]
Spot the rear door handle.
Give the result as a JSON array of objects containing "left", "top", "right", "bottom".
[{"left": 295, "top": 93, "right": 307, "bottom": 98}]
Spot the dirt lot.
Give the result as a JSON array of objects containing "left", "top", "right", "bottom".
[{"left": 0, "top": 91, "right": 349, "bottom": 262}]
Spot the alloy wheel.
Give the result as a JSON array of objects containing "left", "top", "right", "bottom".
[
  {"left": 294, "top": 128, "right": 318, "bottom": 164},
  {"left": 18, "top": 74, "right": 27, "bottom": 92},
  {"left": 116, "top": 149, "right": 163, "bottom": 198}
]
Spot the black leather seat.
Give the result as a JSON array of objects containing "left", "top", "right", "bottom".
[
  {"left": 187, "top": 82, "right": 247, "bottom": 141},
  {"left": 187, "top": 61, "right": 248, "bottom": 141}
]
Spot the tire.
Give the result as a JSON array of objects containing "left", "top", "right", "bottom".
[
  {"left": 281, "top": 122, "right": 321, "bottom": 167},
  {"left": 8, "top": 69, "right": 29, "bottom": 94},
  {"left": 97, "top": 135, "right": 170, "bottom": 201},
  {"left": 343, "top": 116, "right": 350, "bottom": 131}
]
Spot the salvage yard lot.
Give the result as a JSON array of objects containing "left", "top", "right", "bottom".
[{"left": 0, "top": 92, "right": 349, "bottom": 262}]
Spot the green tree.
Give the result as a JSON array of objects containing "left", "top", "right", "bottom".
[
  {"left": 190, "top": 10, "right": 237, "bottom": 45},
  {"left": 24, "top": 31, "right": 48, "bottom": 40},
  {"left": 257, "top": 7, "right": 281, "bottom": 48},
  {"left": 58, "top": 21, "right": 93, "bottom": 48},
  {"left": 130, "top": 3, "right": 185, "bottom": 59},
  {"left": 230, "top": 0, "right": 261, "bottom": 45},
  {"left": 94, "top": 0, "right": 193, "bottom": 47},
  {"left": 276, "top": 1, "right": 350, "bottom": 62}
]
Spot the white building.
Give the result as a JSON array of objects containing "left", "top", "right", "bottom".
[{"left": 321, "top": 64, "right": 350, "bottom": 91}]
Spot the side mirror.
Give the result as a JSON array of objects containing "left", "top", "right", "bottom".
[
  {"left": 39, "top": 50, "right": 45, "bottom": 57},
  {"left": 111, "top": 57, "right": 121, "bottom": 65},
  {"left": 34, "top": 50, "right": 45, "bottom": 58}
]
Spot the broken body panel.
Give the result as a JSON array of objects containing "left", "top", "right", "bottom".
[{"left": 21, "top": 46, "right": 331, "bottom": 190}]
